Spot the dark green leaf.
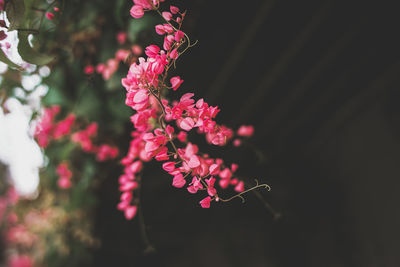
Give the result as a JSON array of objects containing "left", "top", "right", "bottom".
[
  {"left": 5, "top": 0, "right": 25, "bottom": 30},
  {"left": 17, "top": 32, "right": 55, "bottom": 65}
]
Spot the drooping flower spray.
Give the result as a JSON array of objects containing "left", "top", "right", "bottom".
[{"left": 119, "top": 0, "right": 270, "bottom": 220}]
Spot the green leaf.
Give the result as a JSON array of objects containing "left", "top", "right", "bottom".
[
  {"left": 128, "top": 15, "right": 156, "bottom": 43},
  {"left": 17, "top": 32, "right": 55, "bottom": 65},
  {"left": 114, "top": 0, "right": 126, "bottom": 27},
  {"left": 0, "top": 48, "right": 21, "bottom": 69},
  {"left": 5, "top": 0, "right": 25, "bottom": 30}
]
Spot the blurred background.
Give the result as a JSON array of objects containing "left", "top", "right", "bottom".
[{"left": 1, "top": 0, "right": 400, "bottom": 266}]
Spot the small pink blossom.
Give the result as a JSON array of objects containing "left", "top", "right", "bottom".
[
  {"left": 174, "top": 30, "right": 184, "bottom": 42},
  {"left": 237, "top": 125, "right": 254, "bottom": 137},
  {"left": 84, "top": 65, "right": 95, "bottom": 74},
  {"left": 132, "top": 45, "right": 143, "bottom": 56},
  {"left": 155, "top": 24, "right": 166, "bottom": 35},
  {"left": 96, "top": 63, "right": 106, "bottom": 73},
  {"left": 145, "top": 45, "right": 160, "bottom": 58},
  {"left": 130, "top": 5, "right": 144, "bottom": 19},
  {"left": 233, "top": 138, "right": 241, "bottom": 146},
  {"left": 199, "top": 196, "right": 212, "bottom": 208},
  {"left": 234, "top": 181, "right": 244, "bottom": 192},
  {"left": 180, "top": 117, "right": 195, "bottom": 131},
  {"left": 172, "top": 173, "right": 186, "bottom": 188},
  {"left": 117, "top": 32, "right": 127, "bottom": 44},
  {"left": 53, "top": 114, "right": 75, "bottom": 139},
  {"left": 58, "top": 177, "right": 72, "bottom": 189},
  {"left": 170, "top": 5, "right": 179, "bottom": 14},
  {"left": 45, "top": 12, "right": 54, "bottom": 20},
  {"left": 177, "top": 131, "right": 187, "bottom": 142},
  {"left": 162, "top": 11, "right": 172, "bottom": 21},
  {"left": 206, "top": 177, "right": 217, "bottom": 196},
  {"left": 170, "top": 76, "right": 183, "bottom": 91},
  {"left": 124, "top": 206, "right": 138, "bottom": 220},
  {"left": 162, "top": 161, "right": 175, "bottom": 172},
  {"left": 169, "top": 48, "right": 178, "bottom": 60},
  {"left": 187, "top": 176, "right": 203, "bottom": 193}
]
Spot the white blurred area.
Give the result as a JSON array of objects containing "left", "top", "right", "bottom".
[
  {"left": 1, "top": 27, "right": 50, "bottom": 197},
  {"left": 0, "top": 98, "right": 43, "bottom": 197}
]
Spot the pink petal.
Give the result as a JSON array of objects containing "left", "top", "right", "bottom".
[
  {"left": 234, "top": 181, "right": 245, "bottom": 192},
  {"left": 172, "top": 174, "right": 186, "bottom": 188},
  {"left": 124, "top": 206, "right": 138, "bottom": 220},
  {"left": 180, "top": 117, "right": 194, "bottom": 131},
  {"left": 130, "top": 5, "right": 144, "bottom": 19},
  {"left": 199, "top": 196, "right": 212, "bottom": 208},
  {"left": 188, "top": 155, "right": 200, "bottom": 168},
  {"left": 162, "top": 11, "right": 173, "bottom": 21}
]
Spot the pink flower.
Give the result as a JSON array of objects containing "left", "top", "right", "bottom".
[
  {"left": 130, "top": 5, "right": 144, "bottom": 19},
  {"left": 237, "top": 125, "right": 254, "bottom": 137},
  {"left": 177, "top": 131, "right": 187, "bottom": 142},
  {"left": 219, "top": 179, "right": 230, "bottom": 189},
  {"left": 162, "top": 11, "right": 172, "bottom": 21},
  {"left": 96, "top": 63, "right": 106, "bottom": 73},
  {"left": 187, "top": 176, "right": 203, "bottom": 193},
  {"left": 45, "top": 12, "right": 54, "bottom": 20},
  {"left": 125, "top": 89, "right": 149, "bottom": 111},
  {"left": 209, "top": 164, "right": 219, "bottom": 175},
  {"left": 233, "top": 138, "right": 241, "bottom": 146},
  {"left": 169, "top": 48, "right": 179, "bottom": 60},
  {"left": 170, "top": 5, "right": 179, "bottom": 14},
  {"left": 134, "top": 0, "right": 153, "bottom": 9},
  {"left": 162, "top": 161, "right": 175, "bottom": 172},
  {"left": 206, "top": 177, "right": 217, "bottom": 196},
  {"left": 155, "top": 24, "right": 166, "bottom": 35},
  {"left": 170, "top": 76, "right": 183, "bottom": 91},
  {"left": 53, "top": 7, "right": 60, "bottom": 12},
  {"left": 116, "top": 49, "right": 130, "bottom": 61},
  {"left": 231, "top": 163, "right": 239, "bottom": 172},
  {"left": 84, "top": 65, "right": 95, "bottom": 74},
  {"left": 96, "top": 144, "right": 119, "bottom": 161},
  {"left": 219, "top": 168, "right": 232, "bottom": 179},
  {"left": 132, "top": 45, "right": 143, "bottom": 56},
  {"left": 53, "top": 114, "right": 75, "bottom": 139},
  {"left": 180, "top": 117, "right": 194, "bottom": 131},
  {"left": 172, "top": 173, "right": 186, "bottom": 188},
  {"left": 58, "top": 177, "right": 71, "bottom": 189},
  {"left": 117, "top": 32, "right": 127, "bottom": 44},
  {"left": 119, "top": 181, "right": 138, "bottom": 191},
  {"left": 234, "top": 181, "right": 244, "bottom": 192},
  {"left": 199, "top": 196, "right": 212, "bottom": 208},
  {"left": 187, "top": 154, "right": 200, "bottom": 168},
  {"left": 124, "top": 206, "right": 138, "bottom": 220},
  {"left": 145, "top": 45, "right": 160, "bottom": 58},
  {"left": 174, "top": 30, "right": 184, "bottom": 42}
]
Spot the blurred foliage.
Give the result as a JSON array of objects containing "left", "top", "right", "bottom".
[{"left": 1, "top": 0, "right": 158, "bottom": 266}]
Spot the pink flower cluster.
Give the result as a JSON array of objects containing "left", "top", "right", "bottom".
[
  {"left": 84, "top": 33, "right": 143, "bottom": 80},
  {"left": 56, "top": 162, "right": 72, "bottom": 189},
  {"left": 34, "top": 106, "right": 119, "bottom": 163},
  {"left": 34, "top": 106, "right": 75, "bottom": 147},
  {"left": 45, "top": 7, "right": 60, "bottom": 21},
  {"left": 117, "top": 2, "right": 260, "bottom": 220},
  {"left": 130, "top": 0, "right": 166, "bottom": 19}
]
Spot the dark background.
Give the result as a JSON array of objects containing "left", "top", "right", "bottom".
[{"left": 93, "top": 1, "right": 400, "bottom": 266}]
